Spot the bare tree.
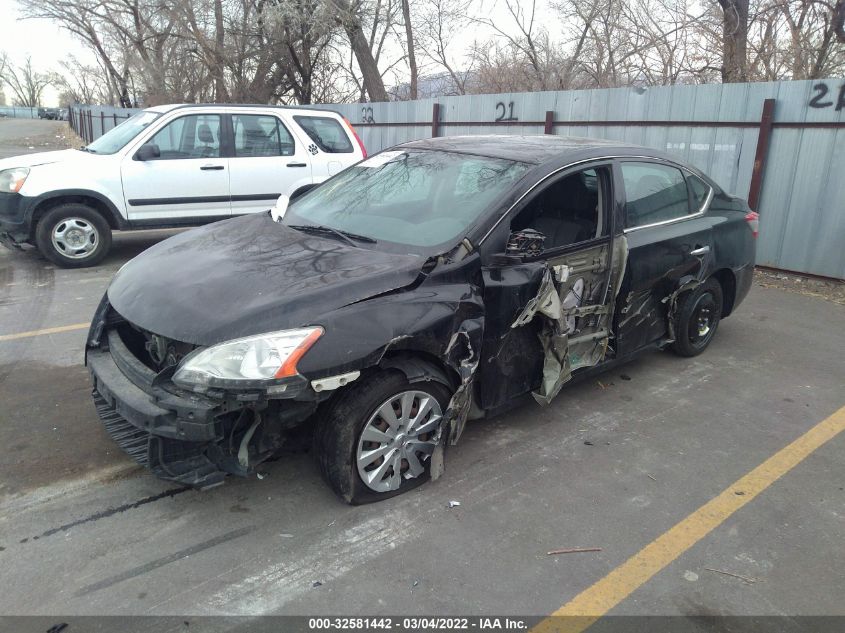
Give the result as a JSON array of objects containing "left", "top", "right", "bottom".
[
  {"left": 400, "top": 0, "right": 418, "bottom": 99},
  {"left": 716, "top": 0, "right": 750, "bottom": 81},
  {"left": 5, "top": 56, "right": 52, "bottom": 107},
  {"left": 330, "top": 0, "right": 391, "bottom": 101},
  {"left": 416, "top": 0, "right": 474, "bottom": 94}
]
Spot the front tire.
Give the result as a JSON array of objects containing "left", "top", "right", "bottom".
[
  {"left": 671, "top": 278, "right": 723, "bottom": 357},
  {"left": 35, "top": 203, "right": 112, "bottom": 268},
  {"left": 315, "top": 371, "right": 452, "bottom": 505}
]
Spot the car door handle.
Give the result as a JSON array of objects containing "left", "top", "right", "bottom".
[
  {"left": 690, "top": 245, "right": 710, "bottom": 256},
  {"left": 200, "top": 164, "right": 224, "bottom": 171},
  {"left": 286, "top": 162, "right": 308, "bottom": 168}
]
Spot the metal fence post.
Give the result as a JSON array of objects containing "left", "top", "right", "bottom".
[
  {"left": 748, "top": 98, "right": 776, "bottom": 212},
  {"left": 431, "top": 103, "right": 441, "bottom": 138},
  {"left": 544, "top": 111, "right": 555, "bottom": 134}
]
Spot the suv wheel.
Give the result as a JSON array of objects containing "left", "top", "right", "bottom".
[
  {"left": 315, "top": 371, "right": 452, "bottom": 505},
  {"left": 35, "top": 203, "right": 112, "bottom": 268},
  {"left": 671, "top": 278, "right": 723, "bottom": 357}
]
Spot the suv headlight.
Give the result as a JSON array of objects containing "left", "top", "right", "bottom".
[
  {"left": 0, "top": 167, "right": 30, "bottom": 193},
  {"left": 173, "top": 327, "right": 323, "bottom": 390}
]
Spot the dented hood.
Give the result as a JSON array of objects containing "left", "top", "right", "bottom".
[{"left": 107, "top": 213, "right": 425, "bottom": 345}]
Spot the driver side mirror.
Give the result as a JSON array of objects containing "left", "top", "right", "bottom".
[
  {"left": 505, "top": 228, "right": 546, "bottom": 257},
  {"left": 135, "top": 143, "right": 160, "bottom": 161}
]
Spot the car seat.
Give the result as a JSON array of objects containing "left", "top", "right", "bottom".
[{"left": 196, "top": 123, "right": 217, "bottom": 157}]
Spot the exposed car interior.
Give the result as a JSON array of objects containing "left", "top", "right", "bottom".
[{"left": 512, "top": 168, "right": 607, "bottom": 249}]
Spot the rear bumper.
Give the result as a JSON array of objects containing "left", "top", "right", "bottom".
[{"left": 732, "top": 262, "right": 755, "bottom": 313}]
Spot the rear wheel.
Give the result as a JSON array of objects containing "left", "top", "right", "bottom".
[
  {"left": 671, "top": 278, "right": 723, "bottom": 357},
  {"left": 35, "top": 203, "right": 112, "bottom": 268},
  {"left": 315, "top": 371, "right": 451, "bottom": 505}
]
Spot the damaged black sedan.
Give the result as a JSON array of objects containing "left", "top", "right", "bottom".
[{"left": 86, "top": 136, "right": 757, "bottom": 504}]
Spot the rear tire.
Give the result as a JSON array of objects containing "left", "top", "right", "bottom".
[
  {"left": 314, "top": 371, "right": 452, "bottom": 505},
  {"left": 35, "top": 203, "right": 112, "bottom": 268},
  {"left": 671, "top": 278, "right": 723, "bottom": 357}
]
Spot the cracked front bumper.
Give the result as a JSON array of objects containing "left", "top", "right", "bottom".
[{"left": 87, "top": 344, "right": 229, "bottom": 488}]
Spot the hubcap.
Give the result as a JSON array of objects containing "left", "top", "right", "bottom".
[
  {"left": 688, "top": 292, "right": 717, "bottom": 346},
  {"left": 356, "top": 390, "right": 444, "bottom": 493},
  {"left": 51, "top": 217, "right": 99, "bottom": 259}
]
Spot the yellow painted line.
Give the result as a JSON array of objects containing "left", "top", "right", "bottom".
[
  {"left": 0, "top": 322, "right": 89, "bottom": 342},
  {"left": 533, "top": 405, "right": 845, "bottom": 633}
]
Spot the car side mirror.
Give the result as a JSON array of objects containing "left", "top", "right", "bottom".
[
  {"left": 135, "top": 143, "right": 160, "bottom": 161},
  {"left": 271, "top": 194, "right": 290, "bottom": 222},
  {"left": 505, "top": 228, "right": 546, "bottom": 257}
]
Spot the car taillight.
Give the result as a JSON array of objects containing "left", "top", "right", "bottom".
[
  {"left": 745, "top": 211, "right": 759, "bottom": 238},
  {"left": 343, "top": 118, "right": 367, "bottom": 159}
]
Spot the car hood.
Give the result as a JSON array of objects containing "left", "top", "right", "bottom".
[
  {"left": 107, "top": 213, "right": 426, "bottom": 346},
  {"left": 0, "top": 149, "right": 88, "bottom": 171}
]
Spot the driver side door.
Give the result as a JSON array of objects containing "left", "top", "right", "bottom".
[
  {"left": 121, "top": 113, "right": 231, "bottom": 222},
  {"left": 478, "top": 163, "right": 626, "bottom": 409}
]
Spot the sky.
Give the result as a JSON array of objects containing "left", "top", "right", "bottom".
[{"left": 0, "top": 0, "right": 96, "bottom": 106}]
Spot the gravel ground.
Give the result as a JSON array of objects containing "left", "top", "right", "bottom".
[
  {"left": 0, "top": 119, "right": 81, "bottom": 158},
  {"left": 755, "top": 268, "right": 845, "bottom": 306}
]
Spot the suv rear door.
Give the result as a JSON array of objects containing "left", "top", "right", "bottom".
[
  {"left": 121, "top": 112, "right": 231, "bottom": 221},
  {"left": 227, "top": 110, "right": 313, "bottom": 215}
]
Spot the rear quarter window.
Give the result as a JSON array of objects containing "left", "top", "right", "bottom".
[
  {"left": 293, "top": 116, "right": 354, "bottom": 153},
  {"left": 621, "top": 162, "right": 691, "bottom": 228}
]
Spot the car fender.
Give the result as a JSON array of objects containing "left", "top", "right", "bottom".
[
  {"left": 24, "top": 188, "right": 128, "bottom": 230},
  {"left": 20, "top": 159, "right": 128, "bottom": 221}
]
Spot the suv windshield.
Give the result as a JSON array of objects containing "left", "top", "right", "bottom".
[
  {"left": 284, "top": 149, "right": 530, "bottom": 253},
  {"left": 85, "top": 111, "right": 161, "bottom": 155}
]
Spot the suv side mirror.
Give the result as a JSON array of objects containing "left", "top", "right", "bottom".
[{"left": 135, "top": 143, "right": 161, "bottom": 161}]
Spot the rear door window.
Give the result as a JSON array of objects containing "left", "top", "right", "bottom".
[
  {"left": 621, "top": 162, "right": 691, "bottom": 228},
  {"left": 232, "top": 114, "right": 295, "bottom": 157},
  {"left": 293, "top": 116, "right": 353, "bottom": 153}
]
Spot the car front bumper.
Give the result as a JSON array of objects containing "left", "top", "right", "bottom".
[{"left": 87, "top": 309, "right": 317, "bottom": 489}]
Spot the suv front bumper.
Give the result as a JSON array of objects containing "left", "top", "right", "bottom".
[{"left": 0, "top": 192, "right": 31, "bottom": 245}]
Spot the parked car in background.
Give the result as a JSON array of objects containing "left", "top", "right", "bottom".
[
  {"left": 0, "top": 104, "right": 366, "bottom": 267},
  {"left": 86, "top": 135, "right": 758, "bottom": 503}
]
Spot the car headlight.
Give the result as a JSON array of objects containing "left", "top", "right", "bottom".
[
  {"left": 0, "top": 167, "right": 30, "bottom": 193},
  {"left": 172, "top": 327, "right": 323, "bottom": 390}
]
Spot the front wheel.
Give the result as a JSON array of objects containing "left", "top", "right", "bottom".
[
  {"left": 671, "top": 278, "right": 723, "bottom": 357},
  {"left": 315, "top": 371, "right": 452, "bottom": 505},
  {"left": 35, "top": 203, "right": 112, "bottom": 268}
]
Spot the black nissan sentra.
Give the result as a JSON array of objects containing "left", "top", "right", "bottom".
[{"left": 86, "top": 135, "right": 757, "bottom": 503}]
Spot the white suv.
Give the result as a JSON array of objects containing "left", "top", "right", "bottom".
[{"left": 0, "top": 104, "right": 366, "bottom": 267}]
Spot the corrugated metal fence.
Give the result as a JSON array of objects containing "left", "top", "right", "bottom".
[
  {"left": 69, "top": 79, "right": 845, "bottom": 279},
  {"left": 0, "top": 106, "right": 39, "bottom": 119}
]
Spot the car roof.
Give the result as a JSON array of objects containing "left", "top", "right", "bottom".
[
  {"left": 397, "top": 135, "right": 670, "bottom": 165},
  {"left": 144, "top": 103, "right": 344, "bottom": 117}
]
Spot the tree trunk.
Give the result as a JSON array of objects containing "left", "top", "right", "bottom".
[
  {"left": 834, "top": 0, "right": 845, "bottom": 43},
  {"left": 401, "top": 0, "right": 417, "bottom": 99},
  {"left": 214, "top": 0, "right": 226, "bottom": 101},
  {"left": 718, "top": 0, "right": 749, "bottom": 83},
  {"left": 332, "top": 0, "right": 389, "bottom": 102}
]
